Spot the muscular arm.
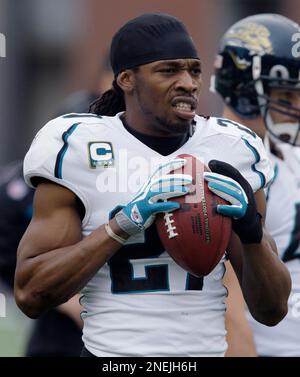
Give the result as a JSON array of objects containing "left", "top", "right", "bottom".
[
  {"left": 14, "top": 181, "right": 128, "bottom": 318},
  {"left": 227, "top": 189, "right": 291, "bottom": 326}
]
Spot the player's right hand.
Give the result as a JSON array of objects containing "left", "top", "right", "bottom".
[{"left": 115, "top": 158, "right": 192, "bottom": 236}]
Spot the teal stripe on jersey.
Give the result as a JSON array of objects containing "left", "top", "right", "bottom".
[
  {"left": 242, "top": 137, "right": 266, "bottom": 189},
  {"left": 62, "top": 113, "right": 102, "bottom": 119},
  {"left": 54, "top": 123, "right": 81, "bottom": 179},
  {"left": 266, "top": 163, "right": 279, "bottom": 201}
]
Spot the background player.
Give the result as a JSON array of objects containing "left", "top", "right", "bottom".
[{"left": 212, "top": 13, "right": 300, "bottom": 356}]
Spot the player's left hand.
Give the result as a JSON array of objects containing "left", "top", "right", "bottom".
[
  {"left": 115, "top": 158, "right": 192, "bottom": 236},
  {"left": 204, "top": 160, "right": 263, "bottom": 244}
]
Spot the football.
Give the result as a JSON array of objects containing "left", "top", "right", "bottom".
[{"left": 155, "top": 154, "right": 232, "bottom": 277}]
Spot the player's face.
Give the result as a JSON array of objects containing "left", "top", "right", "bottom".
[
  {"left": 268, "top": 88, "right": 300, "bottom": 145},
  {"left": 269, "top": 89, "right": 300, "bottom": 123},
  {"left": 132, "top": 59, "right": 202, "bottom": 135}
]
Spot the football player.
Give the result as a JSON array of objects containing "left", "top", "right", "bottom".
[
  {"left": 15, "top": 13, "right": 290, "bottom": 357},
  {"left": 212, "top": 13, "right": 300, "bottom": 356},
  {"left": 276, "top": 143, "right": 300, "bottom": 188}
]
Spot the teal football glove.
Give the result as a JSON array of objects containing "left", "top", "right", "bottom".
[{"left": 115, "top": 158, "right": 192, "bottom": 236}]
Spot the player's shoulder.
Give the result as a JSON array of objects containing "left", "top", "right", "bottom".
[
  {"left": 195, "top": 115, "right": 267, "bottom": 157},
  {"left": 40, "top": 112, "right": 118, "bottom": 135},
  {"left": 195, "top": 115, "right": 258, "bottom": 141},
  {"left": 194, "top": 115, "right": 273, "bottom": 191},
  {"left": 26, "top": 112, "right": 120, "bottom": 154},
  {"left": 23, "top": 113, "right": 121, "bottom": 188}
]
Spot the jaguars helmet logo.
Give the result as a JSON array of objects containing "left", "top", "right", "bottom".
[{"left": 225, "top": 22, "right": 273, "bottom": 55}]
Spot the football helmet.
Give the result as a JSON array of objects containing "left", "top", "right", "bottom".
[{"left": 212, "top": 14, "right": 300, "bottom": 146}]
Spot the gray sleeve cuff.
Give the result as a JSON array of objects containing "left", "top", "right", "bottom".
[{"left": 115, "top": 210, "right": 142, "bottom": 236}]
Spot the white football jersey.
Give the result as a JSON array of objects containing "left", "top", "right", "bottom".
[
  {"left": 248, "top": 152, "right": 300, "bottom": 356},
  {"left": 279, "top": 143, "right": 300, "bottom": 188},
  {"left": 24, "top": 113, "right": 273, "bottom": 357}
]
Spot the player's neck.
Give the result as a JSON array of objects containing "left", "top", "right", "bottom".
[
  {"left": 122, "top": 111, "right": 182, "bottom": 138},
  {"left": 120, "top": 113, "right": 190, "bottom": 156}
]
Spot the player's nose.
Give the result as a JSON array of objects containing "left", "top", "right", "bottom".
[{"left": 174, "top": 70, "right": 199, "bottom": 93}]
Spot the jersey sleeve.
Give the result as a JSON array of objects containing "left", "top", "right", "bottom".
[
  {"left": 23, "top": 116, "right": 90, "bottom": 214},
  {"left": 235, "top": 133, "right": 274, "bottom": 193},
  {"left": 202, "top": 117, "right": 274, "bottom": 192}
]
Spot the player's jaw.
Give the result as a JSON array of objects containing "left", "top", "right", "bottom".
[
  {"left": 171, "top": 95, "right": 197, "bottom": 121},
  {"left": 136, "top": 90, "right": 198, "bottom": 136},
  {"left": 153, "top": 100, "right": 196, "bottom": 135},
  {"left": 154, "top": 94, "right": 198, "bottom": 134}
]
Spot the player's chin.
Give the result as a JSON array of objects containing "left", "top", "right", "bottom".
[
  {"left": 170, "top": 118, "right": 193, "bottom": 133},
  {"left": 157, "top": 116, "right": 193, "bottom": 135}
]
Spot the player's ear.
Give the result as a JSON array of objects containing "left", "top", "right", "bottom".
[{"left": 116, "top": 70, "right": 135, "bottom": 93}]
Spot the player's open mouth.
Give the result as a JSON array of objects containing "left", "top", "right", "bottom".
[{"left": 171, "top": 97, "right": 197, "bottom": 120}]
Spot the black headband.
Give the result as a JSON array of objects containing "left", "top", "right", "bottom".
[{"left": 110, "top": 13, "right": 200, "bottom": 75}]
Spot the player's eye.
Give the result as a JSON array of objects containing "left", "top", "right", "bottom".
[
  {"left": 191, "top": 68, "right": 202, "bottom": 76},
  {"left": 160, "top": 68, "right": 177, "bottom": 73},
  {"left": 278, "top": 98, "right": 292, "bottom": 106}
]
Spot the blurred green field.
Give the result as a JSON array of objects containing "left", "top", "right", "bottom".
[{"left": 0, "top": 291, "right": 32, "bottom": 357}]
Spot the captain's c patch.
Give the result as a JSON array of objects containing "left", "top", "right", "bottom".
[{"left": 88, "top": 142, "right": 114, "bottom": 168}]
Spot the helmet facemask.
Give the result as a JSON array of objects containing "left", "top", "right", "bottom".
[{"left": 253, "top": 55, "right": 300, "bottom": 147}]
